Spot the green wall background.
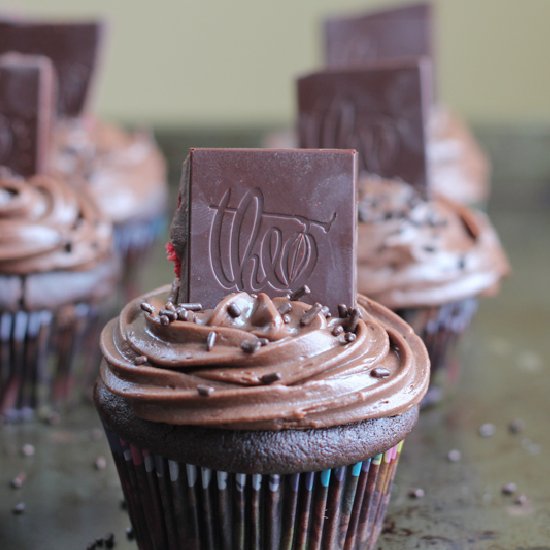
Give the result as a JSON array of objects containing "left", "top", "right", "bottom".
[{"left": 6, "top": 0, "right": 550, "bottom": 126}]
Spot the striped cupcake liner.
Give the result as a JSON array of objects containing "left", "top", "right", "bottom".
[
  {"left": 105, "top": 428, "right": 403, "bottom": 550},
  {"left": 0, "top": 302, "right": 98, "bottom": 421},
  {"left": 396, "top": 297, "right": 478, "bottom": 406}
]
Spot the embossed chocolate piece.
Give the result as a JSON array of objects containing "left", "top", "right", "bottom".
[
  {"left": 297, "top": 60, "right": 431, "bottom": 196},
  {"left": 171, "top": 148, "right": 357, "bottom": 312},
  {"left": 0, "top": 53, "right": 55, "bottom": 177},
  {"left": 324, "top": 3, "right": 432, "bottom": 68},
  {"left": 0, "top": 18, "right": 104, "bottom": 116}
]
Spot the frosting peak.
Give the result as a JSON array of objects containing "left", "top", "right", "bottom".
[{"left": 100, "top": 285, "right": 429, "bottom": 430}]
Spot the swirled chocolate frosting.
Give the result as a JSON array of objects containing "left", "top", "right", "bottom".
[
  {"left": 53, "top": 117, "right": 167, "bottom": 225},
  {"left": 0, "top": 171, "right": 112, "bottom": 274},
  {"left": 99, "top": 285, "right": 429, "bottom": 430},
  {"left": 357, "top": 176, "right": 509, "bottom": 309}
]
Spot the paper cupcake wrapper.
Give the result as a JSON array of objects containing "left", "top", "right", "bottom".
[
  {"left": 104, "top": 428, "right": 403, "bottom": 550},
  {"left": 0, "top": 302, "right": 98, "bottom": 421},
  {"left": 396, "top": 297, "right": 478, "bottom": 405}
]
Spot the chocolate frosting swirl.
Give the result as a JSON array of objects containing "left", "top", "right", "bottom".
[
  {"left": 357, "top": 176, "right": 509, "bottom": 308},
  {"left": 99, "top": 285, "right": 429, "bottom": 430},
  {"left": 0, "top": 171, "right": 113, "bottom": 274},
  {"left": 53, "top": 117, "right": 167, "bottom": 225}
]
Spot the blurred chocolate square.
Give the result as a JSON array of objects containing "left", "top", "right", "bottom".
[
  {"left": 0, "top": 17, "right": 104, "bottom": 116},
  {"left": 171, "top": 148, "right": 358, "bottom": 312},
  {"left": 324, "top": 3, "right": 432, "bottom": 68},
  {"left": 0, "top": 53, "right": 56, "bottom": 177},
  {"left": 297, "top": 60, "right": 431, "bottom": 196}
]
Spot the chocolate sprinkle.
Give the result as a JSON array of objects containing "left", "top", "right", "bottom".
[
  {"left": 160, "top": 309, "right": 177, "bottom": 321},
  {"left": 347, "top": 308, "right": 362, "bottom": 332},
  {"left": 344, "top": 332, "right": 357, "bottom": 343},
  {"left": 258, "top": 338, "right": 269, "bottom": 346},
  {"left": 165, "top": 302, "right": 176, "bottom": 311},
  {"left": 447, "top": 449, "right": 462, "bottom": 463},
  {"left": 300, "top": 303, "right": 323, "bottom": 326},
  {"left": 12, "top": 502, "right": 25, "bottom": 515},
  {"left": 514, "top": 494, "right": 528, "bottom": 506},
  {"left": 260, "top": 372, "right": 281, "bottom": 384},
  {"left": 371, "top": 367, "right": 391, "bottom": 379},
  {"left": 278, "top": 302, "right": 293, "bottom": 315},
  {"left": 478, "top": 423, "right": 496, "bottom": 438},
  {"left": 176, "top": 307, "right": 191, "bottom": 321},
  {"left": 289, "top": 285, "right": 311, "bottom": 301},
  {"left": 94, "top": 456, "right": 107, "bottom": 470},
  {"left": 134, "top": 356, "right": 147, "bottom": 365},
  {"left": 9, "top": 473, "right": 26, "bottom": 490},
  {"left": 501, "top": 482, "right": 517, "bottom": 496},
  {"left": 241, "top": 340, "right": 261, "bottom": 353},
  {"left": 126, "top": 527, "right": 135, "bottom": 541},
  {"left": 140, "top": 302, "right": 154, "bottom": 314},
  {"left": 337, "top": 304, "right": 349, "bottom": 318},
  {"left": 197, "top": 384, "right": 214, "bottom": 397},
  {"left": 159, "top": 315, "right": 170, "bottom": 326},
  {"left": 332, "top": 325, "right": 344, "bottom": 336},
  {"left": 227, "top": 303, "right": 242, "bottom": 318},
  {"left": 408, "top": 488, "right": 425, "bottom": 499},
  {"left": 21, "top": 443, "right": 35, "bottom": 458},
  {"left": 508, "top": 418, "right": 524, "bottom": 434},
  {"left": 282, "top": 314, "right": 291, "bottom": 324},
  {"left": 178, "top": 303, "right": 203, "bottom": 311},
  {"left": 206, "top": 331, "right": 217, "bottom": 351},
  {"left": 321, "top": 305, "right": 331, "bottom": 317}
]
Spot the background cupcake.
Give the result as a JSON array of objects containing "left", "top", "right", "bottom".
[
  {"left": 0, "top": 15, "right": 168, "bottom": 300},
  {"left": 95, "top": 148, "right": 430, "bottom": 549},
  {"left": 0, "top": 53, "right": 118, "bottom": 421}
]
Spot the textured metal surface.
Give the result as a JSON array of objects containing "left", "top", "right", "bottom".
[{"left": 1, "top": 132, "right": 549, "bottom": 549}]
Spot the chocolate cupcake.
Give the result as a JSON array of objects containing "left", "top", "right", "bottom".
[
  {"left": 0, "top": 16, "right": 168, "bottom": 299},
  {"left": 356, "top": 176, "right": 508, "bottom": 404},
  {"left": 95, "top": 148, "right": 430, "bottom": 549},
  {"left": 0, "top": 53, "right": 118, "bottom": 421}
]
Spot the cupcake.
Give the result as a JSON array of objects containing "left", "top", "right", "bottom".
[
  {"left": 95, "top": 148, "right": 430, "bottom": 549},
  {"left": 356, "top": 176, "right": 508, "bottom": 404},
  {"left": 297, "top": 62, "right": 508, "bottom": 404},
  {"left": 0, "top": 52, "right": 118, "bottom": 421},
  {"left": 0, "top": 16, "right": 168, "bottom": 299},
  {"left": 0, "top": 170, "right": 118, "bottom": 420}
]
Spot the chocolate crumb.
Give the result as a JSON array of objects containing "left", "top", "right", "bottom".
[
  {"left": 289, "top": 285, "right": 311, "bottom": 301},
  {"left": 408, "top": 488, "right": 425, "bottom": 499},
  {"left": 206, "top": 331, "right": 217, "bottom": 351},
  {"left": 447, "top": 449, "right": 462, "bottom": 463},
  {"left": 227, "top": 303, "right": 242, "bottom": 318},
  {"left": 282, "top": 314, "right": 291, "bottom": 324},
  {"left": 21, "top": 443, "right": 35, "bottom": 458},
  {"left": 514, "top": 494, "right": 528, "bottom": 506},
  {"left": 94, "top": 456, "right": 107, "bottom": 470},
  {"left": 260, "top": 372, "right": 281, "bottom": 384},
  {"left": 501, "top": 482, "right": 517, "bottom": 496},
  {"left": 344, "top": 332, "right": 357, "bottom": 343},
  {"left": 9, "top": 472, "right": 26, "bottom": 490},
  {"left": 300, "top": 303, "right": 323, "bottom": 326},
  {"left": 241, "top": 340, "right": 261, "bottom": 353},
  {"left": 197, "top": 384, "right": 214, "bottom": 397},
  {"left": 278, "top": 302, "right": 292, "bottom": 315},
  {"left": 478, "top": 423, "right": 496, "bottom": 438},
  {"left": 12, "top": 502, "right": 25, "bottom": 515},
  {"left": 134, "top": 356, "right": 147, "bottom": 365},
  {"left": 370, "top": 367, "right": 391, "bottom": 379},
  {"left": 332, "top": 326, "right": 344, "bottom": 336},
  {"left": 140, "top": 302, "right": 154, "bottom": 314},
  {"left": 508, "top": 418, "right": 524, "bottom": 434},
  {"left": 337, "top": 304, "right": 349, "bottom": 318},
  {"left": 159, "top": 315, "right": 170, "bottom": 326}
]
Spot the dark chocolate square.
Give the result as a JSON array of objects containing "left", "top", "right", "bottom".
[
  {"left": 324, "top": 3, "right": 432, "bottom": 68},
  {"left": 171, "top": 148, "right": 358, "bottom": 312},
  {"left": 0, "top": 53, "right": 56, "bottom": 177},
  {"left": 297, "top": 60, "right": 431, "bottom": 197},
  {"left": 0, "top": 18, "right": 104, "bottom": 116}
]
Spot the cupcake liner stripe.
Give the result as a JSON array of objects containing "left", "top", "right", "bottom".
[{"left": 105, "top": 428, "right": 403, "bottom": 550}]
